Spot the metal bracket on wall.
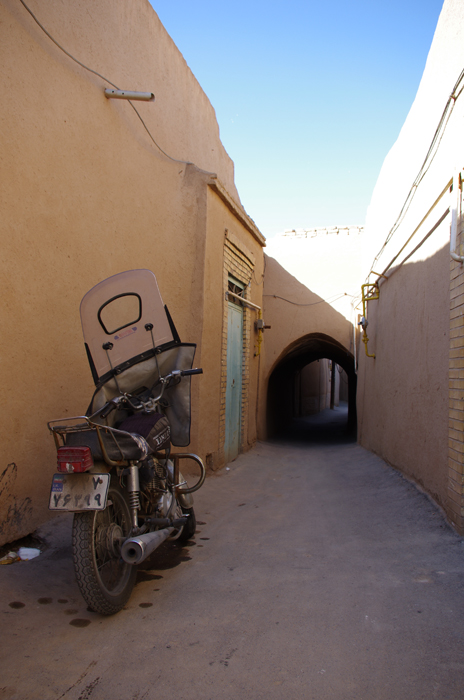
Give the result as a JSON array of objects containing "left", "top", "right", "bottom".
[
  {"left": 254, "top": 309, "right": 271, "bottom": 357},
  {"left": 226, "top": 290, "right": 268, "bottom": 356},
  {"left": 359, "top": 275, "right": 385, "bottom": 359}
]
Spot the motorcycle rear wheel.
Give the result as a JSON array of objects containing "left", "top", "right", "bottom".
[{"left": 72, "top": 478, "right": 136, "bottom": 615}]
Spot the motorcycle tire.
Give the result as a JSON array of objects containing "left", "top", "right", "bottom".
[
  {"left": 176, "top": 506, "right": 196, "bottom": 542},
  {"left": 72, "top": 478, "right": 137, "bottom": 615}
]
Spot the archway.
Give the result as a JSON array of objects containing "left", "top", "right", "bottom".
[{"left": 267, "top": 333, "right": 357, "bottom": 440}]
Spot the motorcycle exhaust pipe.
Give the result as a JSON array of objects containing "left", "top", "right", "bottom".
[{"left": 121, "top": 527, "right": 174, "bottom": 565}]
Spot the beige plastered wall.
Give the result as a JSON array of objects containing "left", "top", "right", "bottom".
[
  {"left": 357, "top": 244, "right": 450, "bottom": 505},
  {"left": 299, "top": 360, "right": 332, "bottom": 415},
  {"left": 356, "top": 0, "right": 464, "bottom": 528},
  {"left": 266, "top": 227, "right": 366, "bottom": 323},
  {"left": 0, "top": 0, "right": 265, "bottom": 544},
  {"left": 196, "top": 183, "right": 265, "bottom": 471},
  {"left": 258, "top": 255, "right": 355, "bottom": 437}
]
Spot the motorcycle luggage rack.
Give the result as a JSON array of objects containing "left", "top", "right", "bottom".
[{"left": 48, "top": 416, "right": 139, "bottom": 467}]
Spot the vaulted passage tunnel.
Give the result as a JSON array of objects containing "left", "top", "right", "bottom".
[{"left": 267, "top": 333, "right": 357, "bottom": 443}]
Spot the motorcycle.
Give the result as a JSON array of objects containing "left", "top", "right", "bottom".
[{"left": 47, "top": 269, "right": 205, "bottom": 615}]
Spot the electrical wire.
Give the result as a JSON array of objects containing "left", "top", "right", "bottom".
[
  {"left": 125, "top": 102, "right": 190, "bottom": 164},
  {"left": 18, "top": 0, "right": 190, "bottom": 165},
  {"left": 369, "top": 64, "right": 464, "bottom": 276},
  {"left": 263, "top": 292, "right": 354, "bottom": 307}
]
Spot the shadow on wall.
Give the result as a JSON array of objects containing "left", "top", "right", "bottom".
[
  {"left": 267, "top": 333, "right": 357, "bottom": 441},
  {"left": 356, "top": 243, "right": 450, "bottom": 508}
]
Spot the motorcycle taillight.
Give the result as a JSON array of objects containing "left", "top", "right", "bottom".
[{"left": 56, "top": 446, "right": 94, "bottom": 473}]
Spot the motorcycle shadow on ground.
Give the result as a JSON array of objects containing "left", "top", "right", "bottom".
[
  {"left": 270, "top": 402, "right": 356, "bottom": 446},
  {"left": 135, "top": 524, "right": 205, "bottom": 584},
  {"left": 136, "top": 541, "right": 194, "bottom": 583},
  {"left": 1, "top": 510, "right": 200, "bottom": 603}
]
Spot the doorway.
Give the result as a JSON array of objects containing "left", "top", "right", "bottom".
[{"left": 224, "top": 278, "right": 244, "bottom": 461}]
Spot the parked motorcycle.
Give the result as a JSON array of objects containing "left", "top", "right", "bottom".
[{"left": 48, "top": 269, "right": 205, "bottom": 615}]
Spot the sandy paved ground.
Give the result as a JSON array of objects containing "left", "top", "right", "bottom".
[{"left": 1, "top": 407, "right": 464, "bottom": 699}]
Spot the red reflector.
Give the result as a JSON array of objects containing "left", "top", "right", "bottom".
[{"left": 57, "top": 446, "right": 94, "bottom": 473}]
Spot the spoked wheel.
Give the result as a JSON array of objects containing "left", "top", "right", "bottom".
[{"left": 72, "top": 478, "right": 136, "bottom": 615}]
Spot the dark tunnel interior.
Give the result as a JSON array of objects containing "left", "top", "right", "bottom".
[{"left": 266, "top": 333, "right": 357, "bottom": 444}]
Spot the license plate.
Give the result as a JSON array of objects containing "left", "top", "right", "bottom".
[{"left": 49, "top": 473, "right": 110, "bottom": 511}]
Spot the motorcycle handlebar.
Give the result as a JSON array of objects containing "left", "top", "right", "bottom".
[
  {"left": 94, "top": 368, "right": 203, "bottom": 420},
  {"left": 99, "top": 402, "right": 117, "bottom": 419}
]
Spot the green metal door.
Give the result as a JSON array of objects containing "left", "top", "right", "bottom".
[{"left": 225, "top": 300, "right": 243, "bottom": 462}]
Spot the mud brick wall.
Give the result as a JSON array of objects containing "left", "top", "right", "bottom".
[{"left": 448, "top": 184, "right": 464, "bottom": 534}]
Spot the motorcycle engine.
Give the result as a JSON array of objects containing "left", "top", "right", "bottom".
[{"left": 139, "top": 458, "right": 172, "bottom": 517}]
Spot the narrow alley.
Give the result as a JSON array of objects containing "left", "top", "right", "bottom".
[
  {"left": 2, "top": 3, "right": 464, "bottom": 698},
  {"left": 2, "top": 423, "right": 463, "bottom": 700}
]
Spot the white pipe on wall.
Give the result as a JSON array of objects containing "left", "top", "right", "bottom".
[
  {"left": 450, "top": 170, "right": 463, "bottom": 262},
  {"left": 104, "top": 89, "right": 155, "bottom": 101}
]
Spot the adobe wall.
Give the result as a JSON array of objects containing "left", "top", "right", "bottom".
[
  {"left": 259, "top": 255, "right": 355, "bottom": 438},
  {"left": 356, "top": 0, "right": 464, "bottom": 525},
  {"left": 265, "top": 227, "right": 366, "bottom": 323},
  {"left": 196, "top": 183, "right": 265, "bottom": 471},
  {"left": 0, "top": 0, "right": 262, "bottom": 544},
  {"left": 299, "top": 360, "right": 331, "bottom": 415},
  {"left": 262, "top": 256, "right": 354, "bottom": 374},
  {"left": 357, "top": 244, "right": 450, "bottom": 506}
]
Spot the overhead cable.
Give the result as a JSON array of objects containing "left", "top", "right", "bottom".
[
  {"left": 18, "top": 0, "right": 190, "bottom": 165},
  {"left": 369, "top": 64, "right": 464, "bottom": 276},
  {"left": 263, "top": 292, "right": 354, "bottom": 307}
]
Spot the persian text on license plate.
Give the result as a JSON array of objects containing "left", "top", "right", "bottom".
[{"left": 49, "top": 473, "right": 110, "bottom": 511}]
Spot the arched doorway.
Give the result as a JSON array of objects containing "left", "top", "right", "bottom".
[{"left": 267, "top": 333, "right": 356, "bottom": 440}]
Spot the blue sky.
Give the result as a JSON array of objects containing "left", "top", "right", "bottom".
[{"left": 150, "top": 1, "right": 444, "bottom": 239}]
